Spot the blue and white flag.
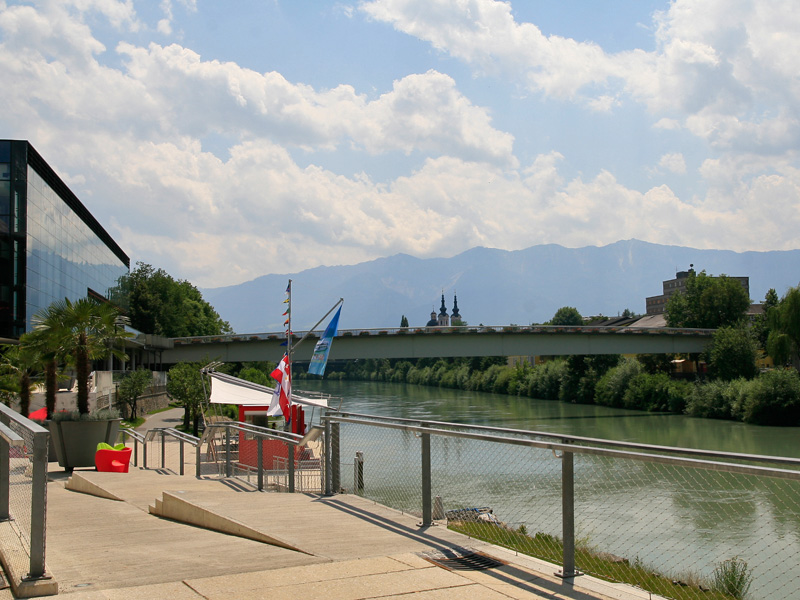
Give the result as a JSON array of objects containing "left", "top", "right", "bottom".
[{"left": 307, "top": 306, "right": 341, "bottom": 376}]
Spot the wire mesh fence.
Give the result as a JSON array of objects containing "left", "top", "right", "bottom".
[
  {"left": 324, "top": 412, "right": 800, "bottom": 600},
  {"left": 0, "top": 403, "right": 49, "bottom": 584}
]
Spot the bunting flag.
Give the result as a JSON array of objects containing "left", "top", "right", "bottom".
[
  {"left": 270, "top": 354, "right": 292, "bottom": 421},
  {"left": 308, "top": 306, "right": 341, "bottom": 376}
]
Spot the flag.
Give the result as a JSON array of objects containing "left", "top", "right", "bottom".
[
  {"left": 270, "top": 354, "right": 292, "bottom": 420},
  {"left": 308, "top": 306, "right": 341, "bottom": 376}
]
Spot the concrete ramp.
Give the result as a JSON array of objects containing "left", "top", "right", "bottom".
[{"left": 150, "top": 491, "right": 309, "bottom": 553}]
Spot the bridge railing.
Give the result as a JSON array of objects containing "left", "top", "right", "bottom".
[
  {"left": 322, "top": 410, "right": 800, "bottom": 600},
  {"left": 172, "top": 324, "right": 715, "bottom": 345}
]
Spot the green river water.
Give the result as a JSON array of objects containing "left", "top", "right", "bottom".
[{"left": 298, "top": 379, "right": 800, "bottom": 599}]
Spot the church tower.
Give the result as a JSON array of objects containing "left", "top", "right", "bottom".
[
  {"left": 437, "top": 293, "right": 450, "bottom": 326},
  {"left": 451, "top": 293, "right": 462, "bottom": 324}
]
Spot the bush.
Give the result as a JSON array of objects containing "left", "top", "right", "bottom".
[
  {"left": 623, "top": 373, "right": 690, "bottom": 412},
  {"left": 686, "top": 379, "right": 752, "bottom": 420},
  {"left": 595, "top": 358, "right": 643, "bottom": 407},
  {"left": 741, "top": 368, "right": 800, "bottom": 425},
  {"left": 527, "top": 360, "right": 566, "bottom": 400}
]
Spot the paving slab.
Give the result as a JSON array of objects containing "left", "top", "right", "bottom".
[{"left": 41, "top": 466, "right": 644, "bottom": 600}]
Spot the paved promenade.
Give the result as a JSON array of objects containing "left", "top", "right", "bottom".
[{"left": 35, "top": 463, "right": 657, "bottom": 600}]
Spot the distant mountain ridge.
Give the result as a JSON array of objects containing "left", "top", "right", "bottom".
[{"left": 201, "top": 240, "right": 800, "bottom": 334}]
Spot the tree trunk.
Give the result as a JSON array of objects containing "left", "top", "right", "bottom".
[
  {"left": 76, "top": 335, "right": 90, "bottom": 414},
  {"left": 45, "top": 360, "right": 57, "bottom": 418},
  {"left": 19, "top": 373, "right": 30, "bottom": 417}
]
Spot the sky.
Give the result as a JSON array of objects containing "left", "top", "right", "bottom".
[{"left": 2, "top": 0, "right": 799, "bottom": 289}]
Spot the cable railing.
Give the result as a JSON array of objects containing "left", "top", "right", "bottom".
[{"left": 322, "top": 411, "right": 800, "bottom": 600}]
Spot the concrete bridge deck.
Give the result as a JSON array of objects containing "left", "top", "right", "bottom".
[{"left": 38, "top": 465, "right": 653, "bottom": 600}]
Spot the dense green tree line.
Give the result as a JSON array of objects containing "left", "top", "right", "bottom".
[{"left": 314, "top": 354, "right": 800, "bottom": 426}]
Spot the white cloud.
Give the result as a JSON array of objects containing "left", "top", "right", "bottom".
[
  {"left": 658, "top": 153, "right": 687, "bottom": 175},
  {"left": 2, "top": 0, "right": 799, "bottom": 290}
]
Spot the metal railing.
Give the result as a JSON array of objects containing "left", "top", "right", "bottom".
[
  {"left": 0, "top": 403, "right": 50, "bottom": 585},
  {"left": 322, "top": 411, "right": 800, "bottom": 600},
  {"left": 122, "top": 422, "right": 324, "bottom": 492}
]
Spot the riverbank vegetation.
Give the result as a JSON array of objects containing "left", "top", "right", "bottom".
[
  {"left": 449, "top": 520, "right": 751, "bottom": 600},
  {"left": 311, "top": 282, "right": 800, "bottom": 427},
  {"left": 315, "top": 353, "right": 800, "bottom": 426}
]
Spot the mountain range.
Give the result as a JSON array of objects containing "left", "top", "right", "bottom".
[{"left": 201, "top": 240, "right": 800, "bottom": 334}]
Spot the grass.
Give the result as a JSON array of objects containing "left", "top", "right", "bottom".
[
  {"left": 447, "top": 521, "right": 747, "bottom": 600},
  {"left": 712, "top": 558, "right": 752, "bottom": 599}
]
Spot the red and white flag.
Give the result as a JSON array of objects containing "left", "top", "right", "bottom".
[{"left": 270, "top": 354, "right": 292, "bottom": 421}]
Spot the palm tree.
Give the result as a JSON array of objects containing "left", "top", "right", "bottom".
[
  {"left": 33, "top": 298, "right": 131, "bottom": 415},
  {"left": 0, "top": 341, "right": 41, "bottom": 416}
]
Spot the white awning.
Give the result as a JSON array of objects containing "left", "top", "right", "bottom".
[{"left": 208, "top": 372, "right": 329, "bottom": 410}]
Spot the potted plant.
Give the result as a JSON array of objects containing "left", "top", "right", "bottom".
[{"left": 31, "top": 297, "right": 131, "bottom": 470}]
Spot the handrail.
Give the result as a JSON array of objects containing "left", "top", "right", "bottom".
[
  {"left": 324, "top": 414, "right": 800, "bottom": 481},
  {"left": 144, "top": 427, "right": 200, "bottom": 446},
  {"left": 330, "top": 410, "right": 800, "bottom": 468},
  {"left": 0, "top": 422, "right": 24, "bottom": 447},
  {"left": 203, "top": 421, "right": 304, "bottom": 445}
]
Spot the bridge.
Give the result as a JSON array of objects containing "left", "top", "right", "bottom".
[{"left": 160, "top": 325, "right": 713, "bottom": 365}]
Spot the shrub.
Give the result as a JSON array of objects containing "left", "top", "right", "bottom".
[
  {"left": 622, "top": 373, "right": 689, "bottom": 412},
  {"left": 741, "top": 368, "right": 800, "bottom": 425},
  {"left": 686, "top": 378, "right": 752, "bottom": 420},
  {"left": 705, "top": 326, "right": 759, "bottom": 381},
  {"left": 595, "top": 358, "right": 643, "bottom": 407},
  {"left": 527, "top": 360, "right": 566, "bottom": 400},
  {"left": 712, "top": 557, "right": 752, "bottom": 599}
]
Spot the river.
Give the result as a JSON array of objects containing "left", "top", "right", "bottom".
[
  {"left": 300, "top": 379, "right": 800, "bottom": 458},
  {"left": 299, "top": 379, "right": 800, "bottom": 599}
]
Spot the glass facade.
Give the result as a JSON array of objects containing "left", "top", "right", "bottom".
[{"left": 0, "top": 140, "right": 129, "bottom": 339}]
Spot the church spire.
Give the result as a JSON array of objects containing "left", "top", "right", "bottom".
[{"left": 452, "top": 292, "right": 460, "bottom": 320}]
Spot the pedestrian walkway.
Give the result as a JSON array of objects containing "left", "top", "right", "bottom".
[{"left": 40, "top": 465, "right": 654, "bottom": 600}]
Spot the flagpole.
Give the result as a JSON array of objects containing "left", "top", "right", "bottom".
[{"left": 286, "top": 279, "right": 292, "bottom": 420}]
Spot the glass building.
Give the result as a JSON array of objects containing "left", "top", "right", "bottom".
[{"left": 0, "top": 140, "right": 130, "bottom": 341}]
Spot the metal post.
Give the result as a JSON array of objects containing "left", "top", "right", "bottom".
[
  {"left": 331, "top": 421, "right": 340, "bottom": 494},
  {"left": 0, "top": 435, "right": 8, "bottom": 521},
  {"left": 257, "top": 438, "right": 264, "bottom": 491},
  {"left": 27, "top": 430, "right": 48, "bottom": 579},
  {"left": 225, "top": 427, "right": 232, "bottom": 478},
  {"left": 287, "top": 442, "right": 295, "bottom": 493},
  {"left": 557, "top": 450, "right": 579, "bottom": 578},
  {"left": 421, "top": 427, "right": 432, "bottom": 526},
  {"left": 354, "top": 451, "right": 364, "bottom": 496},
  {"left": 160, "top": 432, "right": 166, "bottom": 469},
  {"left": 323, "top": 419, "right": 332, "bottom": 495},
  {"left": 196, "top": 441, "right": 201, "bottom": 478},
  {"left": 179, "top": 439, "right": 185, "bottom": 476},
  {"left": 143, "top": 438, "right": 148, "bottom": 469},
  {"left": 133, "top": 438, "right": 139, "bottom": 467}
]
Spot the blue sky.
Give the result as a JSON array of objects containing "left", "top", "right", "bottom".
[{"left": 1, "top": 0, "right": 798, "bottom": 288}]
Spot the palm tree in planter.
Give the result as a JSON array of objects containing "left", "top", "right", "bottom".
[
  {"left": 33, "top": 297, "right": 131, "bottom": 415},
  {"left": 33, "top": 298, "right": 132, "bottom": 470}
]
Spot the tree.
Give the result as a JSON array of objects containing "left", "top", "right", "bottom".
[
  {"left": 767, "top": 286, "right": 800, "bottom": 370},
  {"left": 705, "top": 326, "right": 759, "bottom": 381},
  {"left": 32, "top": 298, "right": 131, "bottom": 414},
  {"left": 754, "top": 288, "right": 780, "bottom": 349},
  {"left": 116, "top": 369, "right": 152, "bottom": 420},
  {"left": 167, "top": 362, "right": 207, "bottom": 436},
  {"left": 400, "top": 315, "right": 409, "bottom": 328},
  {"left": 0, "top": 342, "right": 40, "bottom": 415},
  {"left": 111, "top": 262, "right": 232, "bottom": 337},
  {"left": 664, "top": 271, "right": 751, "bottom": 329},
  {"left": 550, "top": 306, "right": 583, "bottom": 326}
]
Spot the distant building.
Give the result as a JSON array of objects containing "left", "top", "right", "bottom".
[
  {"left": 426, "top": 293, "right": 463, "bottom": 327},
  {"left": 0, "top": 140, "right": 130, "bottom": 341},
  {"left": 645, "top": 266, "right": 749, "bottom": 316}
]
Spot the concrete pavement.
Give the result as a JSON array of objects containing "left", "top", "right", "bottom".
[{"left": 35, "top": 464, "right": 657, "bottom": 600}]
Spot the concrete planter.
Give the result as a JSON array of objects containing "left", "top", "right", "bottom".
[{"left": 49, "top": 419, "right": 122, "bottom": 471}]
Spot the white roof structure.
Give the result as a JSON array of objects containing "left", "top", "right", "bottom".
[{"left": 207, "top": 372, "right": 329, "bottom": 411}]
